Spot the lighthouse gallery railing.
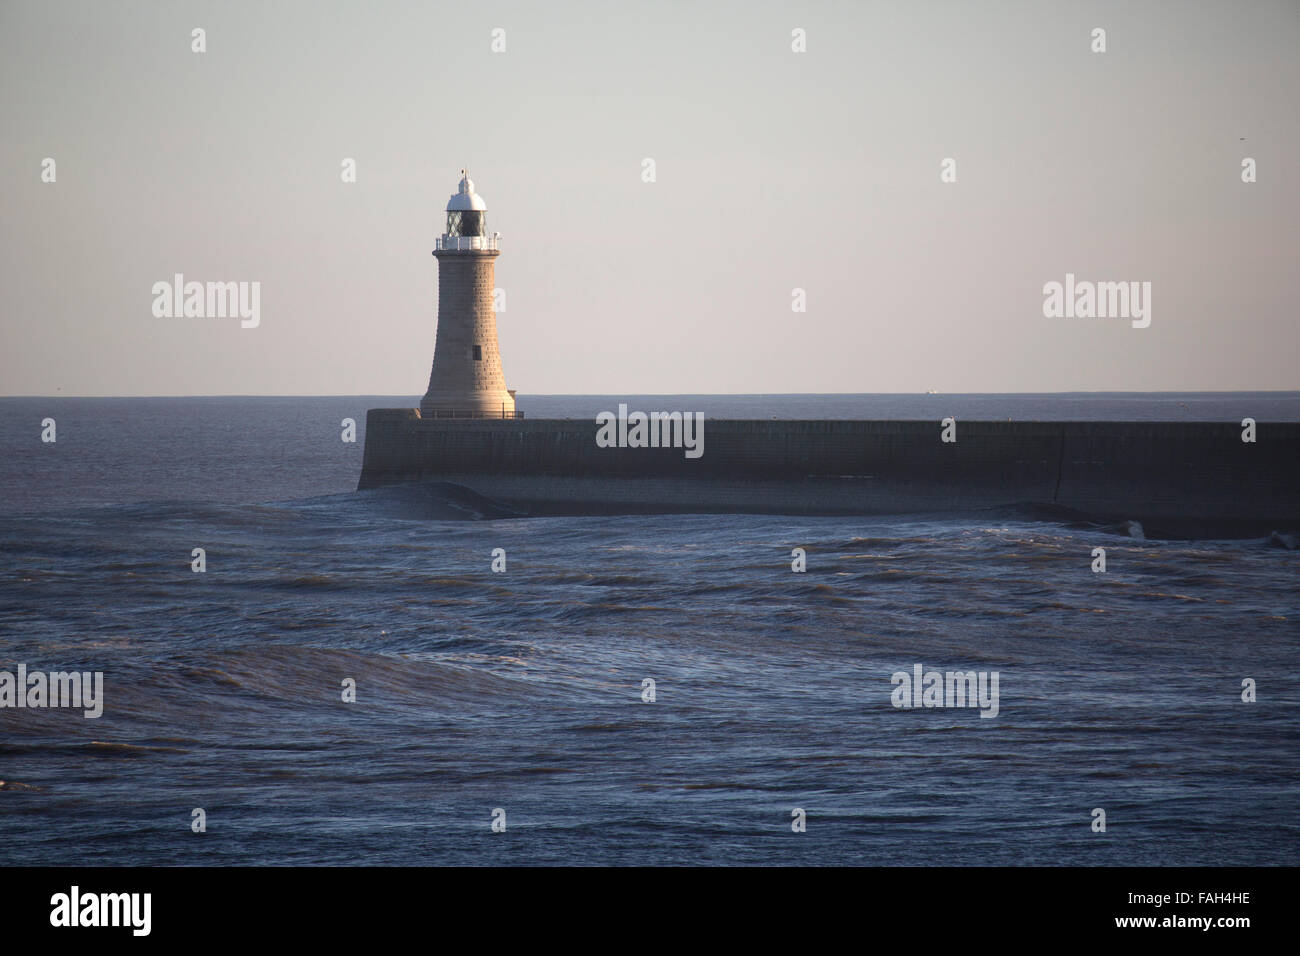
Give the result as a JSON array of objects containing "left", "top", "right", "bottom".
[{"left": 434, "top": 235, "right": 499, "bottom": 251}]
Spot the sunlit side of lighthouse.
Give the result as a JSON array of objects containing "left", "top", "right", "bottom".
[{"left": 420, "top": 171, "right": 517, "bottom": 418}]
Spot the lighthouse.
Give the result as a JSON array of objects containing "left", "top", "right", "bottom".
[{"left": 420, "top": 171, "right": 517, "bottom": 419}]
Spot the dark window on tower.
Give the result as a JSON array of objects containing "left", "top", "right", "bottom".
[{"left": 473, "top": 345, "right": 482, "bottom": 361}]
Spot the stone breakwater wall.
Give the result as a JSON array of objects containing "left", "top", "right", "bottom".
[{"left": 358, "top": 411, "right": 1300, "bottom": 532}]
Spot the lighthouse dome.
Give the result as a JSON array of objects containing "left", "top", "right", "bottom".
[{"left": 446, "top": 170, "right": 487, "bottom": 211}]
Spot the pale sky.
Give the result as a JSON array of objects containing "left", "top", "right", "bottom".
[{"left": 2, "top": 0, "right": 1297, "bottom": 396}]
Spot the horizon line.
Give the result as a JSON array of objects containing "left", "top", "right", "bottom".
[{"left": 3, "top": 390, "right": 1299, "bottom": 400}]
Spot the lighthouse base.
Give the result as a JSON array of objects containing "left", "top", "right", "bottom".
[{"left": 418, "top": 393, "right": 519, "bottom": 419}]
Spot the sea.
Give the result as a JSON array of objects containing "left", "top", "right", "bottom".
[{"left": 0, "top": 393, "right": 1297, "bottom": 866}]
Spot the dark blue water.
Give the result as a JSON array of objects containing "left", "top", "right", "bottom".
[{"left": 1, "top": 395, "right": 1297, "bottom": 865}]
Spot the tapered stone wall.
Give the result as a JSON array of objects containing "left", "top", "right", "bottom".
[{"left": 420, "top": 249, "right": 515, "bottom": 418}]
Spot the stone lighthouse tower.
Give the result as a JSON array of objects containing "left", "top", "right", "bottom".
[{"left": 420, "top": 171, "right": 516, "bottom": 419}]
